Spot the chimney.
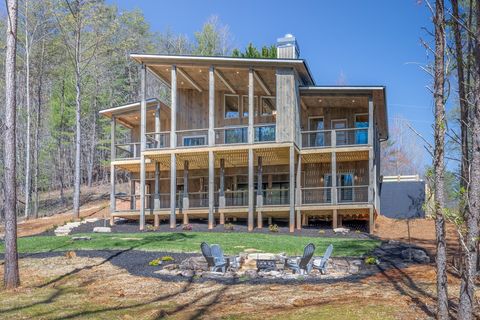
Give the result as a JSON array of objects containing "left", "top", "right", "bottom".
[{"left": 276, "top": 34, "right": 300, "bottom": 59}]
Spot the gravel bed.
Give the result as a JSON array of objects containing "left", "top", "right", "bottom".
[{"left": 63, "top": 218, "right": 373, "bottom": 239}]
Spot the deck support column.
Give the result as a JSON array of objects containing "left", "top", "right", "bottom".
[
  {"left": 154, "top": 162, "right": 160, "bottom": 210},
  {"left": 183, "top": 161, "right": 189, "bottom": 210},
  {"left": 289, "top": 146, "right": 295, "bottom": 233},
  {"left": 155, "top": 102, "right": 161, "bottom": 147},
  {"left": 332, "top": 209, "right": 338, "bottom": 229},
  {"left": 248, "top": 149, "right": 254, "bottom": 231},
  {"left": 209, "top": 66, "right": 215, "bottom": 146},
  {"left": 295, "top": 153, "right": 302, "bottom": 230},
  {"left": 110, "top": 116, "right": 116, "bottom": 217},
  {"left": 257, "top": 156, "right": 263, "bottom": 228},
  {"left": 369, "top": 207, "right": 374, "bottom": 234},
  {"left": 139, "top": 64, "right": 147, "bottom": 231},
  {"left": 331, "top": 132, "right": 337, "bottom": 206},
  {"left": 368, "top": 97, "right": 374, "bottom": 204},
  {"left": 219, "top": 159, "right": 225, "bottom": 224},
  {"left": 170, "top": 153, "right": 177, "bottom": 228},
  {"left": 208, "top": 150, "right": 215, "bottom": 229},
  {"left": 130, "top": 179, "right": 135, "bottom": 210},
  {"left": 248, "top": 68, "right": 254, "bottom": 144}
]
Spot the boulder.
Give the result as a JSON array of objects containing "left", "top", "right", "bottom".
[
  {"left": 163, "top": 263, "right": 179, "bottom": 271},
  {"left": 179, "top": 256, "right": 208, "bottom": 271},
  {"left": 93, "top": 227, "right": 111, "bottom": 233},
  {"left": 71, "top": 236, "right": 91, "bottom": 241},
  {"left": 181, "top": 270, "right": 194, "bottom": 277},
  {"left": 333, "top": 227, "right": 350, "bottom": 234},
  {"left": 401, "top": 248, "right": 430, "bottom": 264},
  {"left": 201, "top": 271, "right": 225, "bottom": 279},
  {"left": 244, "top": 269, "right": 258, "bottom": 279}
]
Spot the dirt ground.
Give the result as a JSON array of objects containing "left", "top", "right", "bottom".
[{"left": 0, "top": 254, "right": 458, "bottom": 319}]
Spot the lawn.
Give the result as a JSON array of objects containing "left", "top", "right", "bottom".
[{"left": 5, "top": 232, "right": 380, "bottom": 257}]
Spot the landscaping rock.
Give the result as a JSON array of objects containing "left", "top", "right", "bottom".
[
  {"left": 179, "top": 256, "right": 208, "bottom": 271},
  {"left": 244, "top": 269, "right": 258, "bottom": 279},
  {"left": 181, "top": 270, "right": 194, "bottom": 277},
  {"left": 202, "top": 272, "right": 225, "bottom": 279},
  {"left": 333, "top": 227, "right": 350, "bottom": 234},
  {"left": 93, "top": 227, "right": 111, "bottom": 233},
  {"left": 163, "top": 263, "right": 179, "bottom": 271},
  {"left": 401, "top": 248, "right": 430, "bottom": 264}
]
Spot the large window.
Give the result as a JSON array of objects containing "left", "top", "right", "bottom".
[
  {"left": 255, "top": 125, "right": 276, "bottom": 142},
  {"left": 225, "top": 127, "right": 247, "bottom": 144},
  {"left": 308, "top": 117, "right": 324, "bottom": 147},
  {"left": 355, "top": 114, "right": 369, "bottom": 144},
  {"left": 224, "top": 94, "right": 240, "bottom": 119},
  {"left": 183, "top": 136, "right": 206, "bottom": 147},
  {"left": 259, "top": 97, "right": 276, "bottom": 116}
]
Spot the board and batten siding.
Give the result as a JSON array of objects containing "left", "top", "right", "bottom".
[{"left": 275, "top": 68, "right": 301, "bottom": 144}]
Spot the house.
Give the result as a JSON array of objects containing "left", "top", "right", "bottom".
[{"left": 99, "top": 34, "right": 388, "bottom": 233}]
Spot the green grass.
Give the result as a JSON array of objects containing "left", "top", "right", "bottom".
[{"left": 5, "top": 232, "right": 379, "bottom": 257}]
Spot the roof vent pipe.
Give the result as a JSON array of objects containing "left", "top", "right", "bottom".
[{"left": 276, "top": 33, "right": 300, "bottom": 59}]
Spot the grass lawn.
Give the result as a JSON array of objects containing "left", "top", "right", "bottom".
[{"left": 4, "top": 232, "right": 379, "bottom": 256}]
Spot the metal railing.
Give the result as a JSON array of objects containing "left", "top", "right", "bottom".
[
  {"left": 263, "top": 188, "right": 289, "bottom": 206},
  {"left": 145, "top": 132, "right": 170, "bottom": 149},
  {"left": 115, "top": 143, "right": 140, "bottom": 159},
  {"left": 337, "top": 185, "right": 369, "bottom": 203},
  {"left": 301, "top": 127, "right": 369, "bottom": 148},
  {"left": 188, "top": 192, "right": 209, "bottom": 208},
  {"left": 176, "top": 129, "right": 209, "bottom": 147},
  {"left": 301, "top": 187, "right": 332, "bottom": 205},
  {"left": 225, "top": 190, "right": 248, "bottom": 207}
]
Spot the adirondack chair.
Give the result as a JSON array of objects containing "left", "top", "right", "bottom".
[
  {"left": 200, "top": 242, "right": 229, "bottom": 272},
  {"left": 313, "top": 244, "right": 334, "bottom": 274},
  {"left": 285, "top": 243, "right": 316, "bottom": 274}
]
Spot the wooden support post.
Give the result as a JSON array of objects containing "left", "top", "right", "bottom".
[
  {"left": 248, "top": 68, "right": 254, "bottom": 144},
  {"left": 154, "top": 215, "right": 160, "bottom": 228},
  {"left": 110, "top": 116, "right": 116, "bottom": 215},
  {"left": 289, "top": 146, "right": 295, "bottom": 232},
  {"left": 219, "top": 159, "right": 225, "bottom": 208},
  {"left": 130, "top": 180, "right": 135, "bottom": 210},
  {"left": 248, "top": 148, "right": 254, "bottom": 231},
  {"left": 183, "top": 160, "right": 189, "bottom": 209},
  {"left": 331, "top": 150, "right": 337, "bottom": 205},
  {"left": 333, "top": 209, "right": 338, "bottom": 229},
  {"left": 139, "top": 64, "right": 147, "bottom": 231},
  {"left": 209, "top": 66, "right": 215, "bottom": 146},
  {"left": 301, "top": 213, "right": 306, "bottom": 226},
  {"left": 208, "top": 150, "right": 215, "bottom": 229},
  {"left": 369, "top": 207, "right": 374, "bottom": 234},
  {"left": 170, "top": 153, "right": 177, "bottom": 228},
  {"left": 155, "top": 103, "right": 161, "bottom": 147},
  {"left": 183, "top": 212, "right": 189, "bottom": 225},
  {"left": 268, "top": 217, "right": 272, "bottom": 225},
  {"left": 338, "top": 215, "right": 343, "bottom": 227},
  {"left": 257, "top": 156, "right": 263, "bottom": 204},
  {"left": 171, "top": 65, "right": 177, "bottom": 148},
  {"left": 154, "top": 162, "right": 160, "bottom": 210},
  {"left": 296, "top": 153, "right": 302, "bottom": 230},
  {"left": 368, "top": 97, "right": 374, "bottom": 203}
]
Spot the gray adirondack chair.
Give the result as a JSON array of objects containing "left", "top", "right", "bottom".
[
  {"left": 285, "top": 243, "right": 316, "bottom": 274},
  {"left": 200, "top": 242, "right": 229, "bottom": 272},
  {"left": 313, "top": 244, "right": 333, "bottom": 274}
]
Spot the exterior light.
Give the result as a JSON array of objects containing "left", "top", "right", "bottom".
[
  {"left": 318, "top": 99, "right": 322, "bottom": 103},
  {"left": 352, "top": 99, "right": 356, "bottom": 103}
]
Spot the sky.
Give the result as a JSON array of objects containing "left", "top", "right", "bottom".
[{"left": 109, "top": 0, "right": 436, "bottom": 166}]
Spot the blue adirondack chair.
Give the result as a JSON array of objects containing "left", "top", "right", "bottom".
[
  {"left": 200, "top": 242, "right": 229, "bottom": 272},
  {"left": 313, "top": 244, "right": 334, "bottom": 274},
  {"left": 285, "top": 243, "right": 316, "bottom": 274}
]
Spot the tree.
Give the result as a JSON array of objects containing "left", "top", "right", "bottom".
[
  {"left": 432, "top": 0, "right": 449, "bottom": 317},
  {"left": 232, "top": 43, "right": 277, "bottom": 58},
  {"left": 194, "top": 15, "right": 232, "bottom": 56},
  {"left": 3, "top": 0, "right": 20, "bottom": 289}
]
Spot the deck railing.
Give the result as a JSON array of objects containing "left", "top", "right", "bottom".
[
  {"left": 176, "top": 129, "right": 209, "bottom": 147},
  {"left": 301, "top": 127, "right": 369, "bottom": 148},
  {"left": 337, "top": 185, "right": 369, "bottom": 203},
  {"left": 263, "top": 188, "right": 290, "bottom": 206},
  {"left": 145, "top": 132, "right": 170, "bottom": 149},
  {"left": 301, "top": 187, "right": 332, "bottom": 205},
  {"left": 115, "top": 143, "right": 140, "bottom": 159},
  {"left": 225, "top": 190, "right": 249, "bottom": 207},
  {"left": 214, "top": 125, "right": 248, "bottom": 145},
  {"left": 188, "top": 192, "right": 209, "bottom": 208}
]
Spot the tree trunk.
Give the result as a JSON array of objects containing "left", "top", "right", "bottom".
[
  {"left": 3, "top": 0, "right": 20, "bottom": 289},
  {"left": 72, "top": 13, "right": 82, "bottom": 220},
  {"left": 24, "top": 0, "right": 31, "bottom": 220},
  {"left": 459, "top": 3, "right": 480, "bottom": 319},
  {"left": 33, "top": 40, "right": 46, "bottom": 219},
  {"left": 433, "top": 0, "right": 448, "bottom": 318}
]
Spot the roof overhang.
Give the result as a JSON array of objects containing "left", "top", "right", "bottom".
[
  {"left": 299, "top": 86, "right": 389, "bottom": 140},
  {"left": 130, "top": 54, "right": 315, "bottom": 86},
  {"left": 99, "top": 98, "right": 169, "bottom": 128}
]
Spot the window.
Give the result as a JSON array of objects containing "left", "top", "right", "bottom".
[
  {"left": 259, "top": 97, "right": 276, "bottom": 116},
  {"left": 225, "top": 127, "right": 247, "bottom": 144},
  {"left": 183, "top": 136, "right": 206, "bottom": 147},
  {"left": 224, "top": 94, "right": 240, "bottom": 119},
  {"left": 308, "top": 117, "right": 324, "bottom": 147},
  {"left": 355, "top": 114, "right": 369, "bottom": 144},
  {"left": 255, "top": 125, "right": 275, "bottom": 142},
  {"left": 242, "top": 95, "right": 258, "bottom": 117}
]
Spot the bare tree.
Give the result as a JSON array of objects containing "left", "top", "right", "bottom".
[
  {"left": 3, "top": 0, "right": 20, "bottom": 289},
  {"left": 432, "top": 0, "right": 449, "bottom": 317}
]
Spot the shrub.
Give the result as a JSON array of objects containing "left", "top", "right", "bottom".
[
  {"left": 355, "top": 230, "right": 361, "bottom": 234},
  {"left": 148, "top": 258, "right": 162, "bottom": 266},
  {"left": 182, "top": 224, "right": 192, "bottom": 231},
  {"left": 224, "top": 223, "right": 234, "bottom": 231},
  {"left": 318, "top": 229, "right": 325, "bottom": 234},
  {"left": 161, "top": 256, "right": 174, "bottom": 262},
  {"left": 364, "top": 256, "right": 379, "bottom": 265},
  {"left": 268, "top": 224, "right": 279, "bottom": 233},
  {"left": 146, "top": 225, "right": 157, "bottom": 232}
]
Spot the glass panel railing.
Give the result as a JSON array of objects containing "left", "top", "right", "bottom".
[
  {"left": 215, "top": 126, "right": 248, "bottom": 145},
  {"left": 263, "top": 188, "right": 289, "bottom": 206},
  {"left": 337, "top": 185, "right": 369, "bottom": 203},
  {"left": 176, "top": 129, "right": 209, "bottom": 147},
  {"left": 301, "top": 131, "right": 332, "bottom": 148},
  {"left": 254, "top": 124, "right": 276, "bottom": 143},
  {"left": 145, "top": 132, "right": 170, "bottom": 149},
  {"left": 225, "top": 190, "right": 248, "bottom": 207},
  {"left": 301, "top": 127, "right": 370, "bottom": 148},
  {"left": 335, "top": 128, "right": 369, "bottom": 146},
  {"left": 301, "top": 187, "right": 332, "bottom": 205},
  {"left": 115, "top": 143, "right": 140, "bottom": 159}
]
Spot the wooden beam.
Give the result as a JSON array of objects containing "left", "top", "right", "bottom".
[
  {"left": 147, "top": 66, "right": 171, "bottom": 89},
  {"left": 209, "top": 66, "right": 215, "bottom": 146},
  {"left": 253, "top": 70, "right": 271, "bottom": 96},
  {"left": 248, "top": 149, "right": 254, "bottom": 231},
  {"left": 248, "top": 68, "right": 254, "bottom": 144},
  {"left": 170, "top": 153, "right": 177, "bottom": 228},
  {"left": 177, "top": 67, "right": 203, "bottom": 92},
  {"left": 300, "top": 99, "right": 307, "bottom": 111},
  {"left": 171, "top": 65, "right": 177, "bottom": 148},
  {"left": 139, "top": 64, "right": 147, "bottom": 231},
  {"left": 208, "top": 150, "right": 215, "bottom": 229},
  {"left": 214, "top": 69, "right": 236, "bottom": 94}
]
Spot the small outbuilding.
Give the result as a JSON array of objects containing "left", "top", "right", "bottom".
[{"left": 380, "top": 175, "right": 426, "bottom": 219}]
